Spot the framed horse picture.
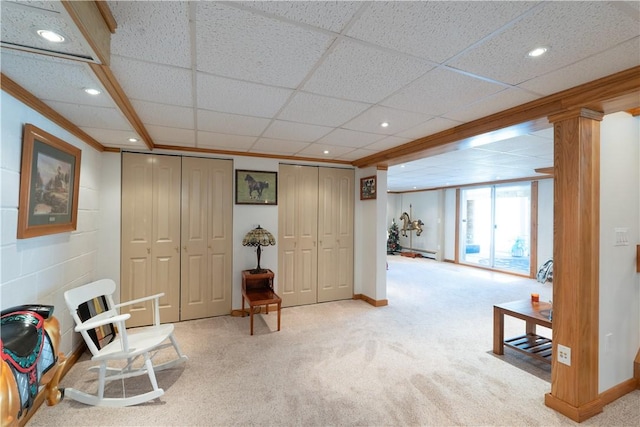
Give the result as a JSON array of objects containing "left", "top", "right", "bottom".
[{"left": 235, "top": 170, "right": 277, "bottom": 205}]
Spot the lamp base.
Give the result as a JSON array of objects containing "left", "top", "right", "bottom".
[{"left": 250, "top": 268, "right": 269, "bottom": 274}]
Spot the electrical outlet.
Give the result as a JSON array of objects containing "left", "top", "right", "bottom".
[{"left": 557, "top": 344, "right": 571, "bottom": 366}]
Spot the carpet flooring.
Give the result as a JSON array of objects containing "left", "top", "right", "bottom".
[{"left": 29, "top": 257, "right": 639, "bottom": 426}]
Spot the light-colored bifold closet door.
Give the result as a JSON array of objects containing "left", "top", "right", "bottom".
[
  {"left": 317, "top": 167, "right": 354, "bottom": 303},
  {"left": 121, "top": 153, "right": 181, "bottom": 327},
  {"left": 278, "top": 164, "right": 318, "bottom": 307},
  {"left": 180, "top": 157, "right": 233, "bottom": 320}
]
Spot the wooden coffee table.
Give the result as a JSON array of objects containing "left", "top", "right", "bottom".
[{"left": 493, "top": 299, "right": 553, "bottom": 364}]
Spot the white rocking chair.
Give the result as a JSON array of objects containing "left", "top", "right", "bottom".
[{"left": 63, "top": 279, "right": 187, "bottom": 407}]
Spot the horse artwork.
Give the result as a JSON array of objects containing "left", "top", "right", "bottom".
[
  {"left": 400, "top": 211, "right": 424, "bottom": 237},
  {"left": 244, "top": 174, "right": 269, "bottom": 200}
]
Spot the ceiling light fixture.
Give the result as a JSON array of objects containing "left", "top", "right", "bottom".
[
  {"left": 84, "top": 88, "right": 101, "bottom": 95},
  {"left": 380, "top": 122, "right": 389, "bottom": 128},
  {"left": 37, "top": 30, "right": 65, "bottom": 43},
  {"left": 128, "top": 137, "right": 139, "bottom": 143},
  {"left": 527, "top": 47, "right": 548, "bottom": 57},
  {"left": 323, "top": 150, "right": 329, "bottom": 154}
]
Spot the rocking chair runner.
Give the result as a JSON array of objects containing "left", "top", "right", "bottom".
[{"left": 63, "top": 279, "right": 187, "bottom": 407}]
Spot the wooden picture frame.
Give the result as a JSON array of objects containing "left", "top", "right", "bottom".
[
  {"left": 17, "top": 124, "right": 81, "bottom": 239},
  {"left": 360, "top": 175, "right": 376, "bottom": 200},
  {"left": 235, "top": 169, "right": 277, "bottom": 205}
]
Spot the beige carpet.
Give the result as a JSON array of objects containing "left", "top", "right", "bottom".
[{"left": 29, "top": 256, "right": 639, "bottom": 426}]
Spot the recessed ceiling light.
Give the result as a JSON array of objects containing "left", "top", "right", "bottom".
[
  {"left": 128, "top": 137, "right": 139, "bottom": 143},
  {"left": 400, "top": 165, "right": 405, "bottom": 168},
  {"left": 84, "top": 88, "right": 101, "bottom": 95},
  {"left": 380, "top": 122, "right": 389, "bottom": 128},
  {"left": 37, "top": 30, "right": 65, "bottom": 43},
  {"left": 323, "top": 150, "right": 330, "bottom": 154},
  {"left": 527, "top": 47, "right": 548, "bottom": 57}
]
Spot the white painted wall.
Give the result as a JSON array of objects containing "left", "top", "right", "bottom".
[
  {"left": 1, "top": 92, "right": 103, "bottom": 356},
  {"left": 394, "top": 190, "right": 442, "bottom": 256},
  {"left": 443, "top": 188, "right": 457, "bottom": 261},
  {"left": 598, "top": 111, "right": 640, "bottom": 392}
]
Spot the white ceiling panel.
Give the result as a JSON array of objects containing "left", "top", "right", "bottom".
[
  {"left": 316, "top": 128, "right": 383, "bottom": 149},
  {"left": 131, "top": 100, "right": 194, "bottom": 129},
  {"left": 346, "top": 1, "right": 538, "bottom": 63},
  {"left": 1, "top": 50, "right": 110, "bottom": 107},
  {"left": 336, "top": 148, "right": 377, "bottom": 161},
  {"left": 365, "top": 135, "right": 413, "bottom": 152},
  {"left": 241, "top": 1, "right": 363, "bottom": 33},
  {"left": 263, "top": 120, "right": 333, "bottom": 142},
  {"left": 302, "top": 38, "right": 434, "bottom": 103},
  {"left": 197, "top": 131, "right": 256, "bottom": 151},
  {"left": 197, "top": 110, "right": 271, "bottom": 137},
  {"left": 109, "top": 1, "right": 191, "bottom": 68},
  {"left": 196, "top": 73, "right": 293, "bottom": 118},
  {"left": 343, "top": 105, "right": 431, "bottom": 135},
  {"left": 251, "top": 137, "right": 309, "bottom": 156},
  {"left": 448, "top": 1, "right": 640, "bottom": 85},
  {"left": 146, "top": 124, "right": 195, "bottom": 147},
  {"left": 196, "top": 2, "right": 334, "bottom": 88},
  {"left": 396, "top": 117, "right": 462, "bottom": 140},
  {"left": 46, "top": 100, "right": 131, "bottom": 130},
  {"left": 277, "top": 92, "right": 371, "bottom": 127},
  {"left": 80, "top": 127, "right": 145, "bottom": 149},
  {"left": 296, "top": 142, "right": 357, "bottom": 159},
  {"left": 519, "top": 36, "right": 640, "bottom": 96},
  {"left": 382, "top": 67, "right": 506, "bottom": 116},
  {"left": 111, "top": 56, "right": 193, "bottom": 107},
  {"left": 442, "top": 87, "right": 540, "bottom": 123}
]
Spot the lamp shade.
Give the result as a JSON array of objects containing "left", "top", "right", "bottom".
[{"left": 242, "top": 225, "right": 275, "bottom": 273}]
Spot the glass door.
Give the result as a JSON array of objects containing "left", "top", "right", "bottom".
[{"left": 460, "top": 183, "right": 531, "bottom": 274}]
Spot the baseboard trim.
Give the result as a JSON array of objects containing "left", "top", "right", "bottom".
[
  {"left": 353, "top": 294, "right": 388, "bottom": 307},
  {"left": 599, "top": 378, "right": 640, "bottom": 406},
  {"left": 544, "top": 393, "right": 603, "bottom": 423},
  {"left": 19, "top": 343, "right": 86, "bottom": 427}
]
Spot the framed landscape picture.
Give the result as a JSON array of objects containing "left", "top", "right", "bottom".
[
  {"left": 360, "top": 175, "right": 376, "bottom": 200},
  {"left": 17, "top": 124, "right": 81, "bottom": 238},
  {"left": 235, "top": 169, "right": 277, "bottom": 205}
]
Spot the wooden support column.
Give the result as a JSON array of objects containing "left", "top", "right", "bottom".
[{"left": 544, "top": 108, "right": 604, "bottom": 422}]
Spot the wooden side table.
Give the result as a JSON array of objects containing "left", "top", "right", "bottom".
[{"left": 241, "top": 269, "right": 281, "bottom": 335}]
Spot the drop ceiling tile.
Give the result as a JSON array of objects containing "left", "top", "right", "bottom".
[
  {"left": 1, "top": 50, "right": 111, "bottom": 107},
  {"left": 365, "top": 135, "right": 413, "bottom": 152},
  {"left": 81, "top": 127, "right": 146, "bottom": 149},
  {"left": 442, "top": 88, "right": 540, "bottom": 123},
  {"left": 448, "top": 1, "right": 640, "bottom": 85},
  {"left": 197, "top": 110, "right": 271, "bottom": 137},
  {"left": 197, "top": 131, "right": 256, "bottom": 151},
  {"left": 396, "top": 117, "right": 462, "bottom": 140},
  {"left": 302, "top": 39, "right": 434, "bottom": 103},
  {"left": 196, "top": 73, "right": 293, "bottom": 118},
  {"left": 342, "top": 106, "right": 431, "bottom": 135},
  {"left": 251, "top": 137, "right": 309, "bottom": 156},
  {"left": 296, "top": 143, "right": 356, "bottom": 158},
  {"left": 263, "top": 120, "right": 332, "bottom": 142},
  {"left": 46, "top": 101, "right": 131, "bottom": 130},
  {"left": 131, "top": 100, "right": 194, "bottom": 129},
  {"left": 110, "top": 56, "right": 193, "bottom": 107},
  {"left": 109, "top": 1, "right": 191, "bottom": 68},
  {"left": 519, "top": 37, "right": 640, "bottom": 95},
  {"left": 241, "top": 1, "right": 362, "bottom": 33},
  {"left": 478, "top": 134, "right": 551, "bottom": 154},
  {"left": 347, "top": 1, "right": 537, "bottom": 63},
  {"left": 1, "top": 1, "right": 96, "bottom": 60},
  {"left": 382, "top": 67, "right": 505, "bottom": 116},
  {"left": 146, "top": 124, "right": 195, "bottom": 146},
  {"left": 336, "top": 148, "right": 377, "bottom": 161},
  {"left": 196, "top": 2, "right": 334, "bottom": 88},
  {"left": 316, "top": 128, "right": 383, "bottom": 148},
  {"left": 277, "top": 92, "right": 370, "bottom": 127}
]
